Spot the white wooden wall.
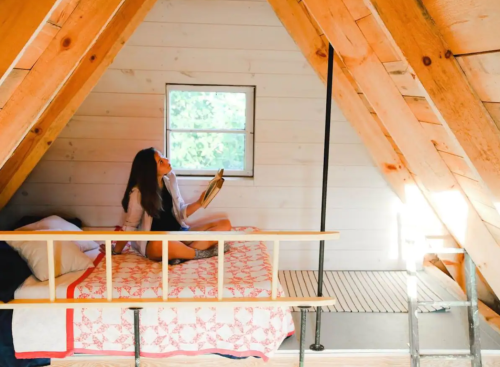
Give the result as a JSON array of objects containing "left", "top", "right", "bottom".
[{"left": 0, "top": 0, "right": 405, "bottom": 270}]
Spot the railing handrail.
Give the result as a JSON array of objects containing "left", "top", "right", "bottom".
[
  {"left": 0, "top": 230, "right": 340, "bottom": 242},
  {"left": 0, "top": 230, "right": 339, "bottom": 309},
  {"left": 0, "top": 297, "right": 335, "bottom": 309}
]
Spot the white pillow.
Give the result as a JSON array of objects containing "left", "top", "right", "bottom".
[
  {"left": 6, "top": 229, "right": 93, "bottom": 282},
  {"left": 15, "top": 215, "right": 98, "bottom": 252}
]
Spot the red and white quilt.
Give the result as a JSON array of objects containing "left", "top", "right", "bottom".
[{"left": 13, "top": 227, "right": 295, "bottom": 360}]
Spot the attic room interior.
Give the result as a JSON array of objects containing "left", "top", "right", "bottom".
[{"left": 1, "top": 0, "right": 500, "bottom": 366}]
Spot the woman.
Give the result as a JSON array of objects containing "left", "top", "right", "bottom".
[{"left": 110, "top": 147, "right": 231, "bottom": 263}]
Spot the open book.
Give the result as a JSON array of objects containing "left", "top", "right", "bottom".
[{"left": 201, "top": 168, "right": 225, "bottom": 208}]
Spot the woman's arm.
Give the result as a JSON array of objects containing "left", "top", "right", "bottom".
[
  {"left": 185, "top": 190, "right": 205, "bottom": 217},
  {"left": 111, "top": 188, "right": 143, "bottom": 255}
]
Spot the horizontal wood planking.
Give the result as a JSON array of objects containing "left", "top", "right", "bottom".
[
  {"left": 255, "top": 97, "right": 346, "bottom": 121},
  {"left": 111, "top": 46, "right": 314, "bottom": 75},
  {"left": 421, "top": 0, "right": 500, "bottom": 55},
  {"left": 76, "top": 93, "right": 164, "bottom": 117},
  {"left": 256, "top": 120, "right": 361, "bottom": 144},
  {"left": 44, "top": 138, "right": 163, "bottom": 162},
  {"left": 94, "top": 69, "right": 325, "bottom": 98},
  {"left": 3, "top": 205, "right": 398, "bottom": 231},
  {"left": 60, "top": 116, "right": 164, "bottom": 140},
  {"left": 254, "top": 142, "right": 373, "bottom": 166},
  {"left": 144, "top": 0, "right": 281, "bottom": 26},
  {"left": 253, "top": 165, "right": 389, "bottom": 188},
  {"left": 129, "top": 22, "right": 297, "bottom": 51},
  {"left": 76, "top": 92, "right": 346, "bottom": 121},
  {"left": 12, "top": 183, "right": 399, "bottom": 210},
  {"left": 0, "top": 69, "right": 28, "bottom": 108},
  {"left": 56, "top": 116, "right": 361, "bottom": 144},
  {"left": 25, "top": 161, "right": 389, "bottom": 189}
]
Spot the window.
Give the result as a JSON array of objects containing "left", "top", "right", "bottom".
[{"left": 165, "top": 84, "right": 255, "bottom": 177}]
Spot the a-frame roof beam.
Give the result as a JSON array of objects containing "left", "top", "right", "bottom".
[
  {"left": 0, "top": 0, "right": 61, "bottom": 85},
  {"left": 0, "top": 0, "right": 159, "bottom": 209},
  {"left": 301, "top": 0, "right": 500, "bottom": 296},
  {"left": 366, "top": 0, "right": 500, "bottom": 216},
  {"left": 0, "top": 0, "right": 126, "bottom": 170},
  {"left": 267, "top": 0, "right": 412, "bottom": 201}
]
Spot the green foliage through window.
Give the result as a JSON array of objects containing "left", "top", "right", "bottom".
[
  {"left": 167, "top": 89, "right": 251, "bottom": 173},
  {"left": 169, "top": 91, "right": 246, "bottom": 130}
]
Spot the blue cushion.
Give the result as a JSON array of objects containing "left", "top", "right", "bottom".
[{"left": 0, "top": 243, "right": 32, "bottom": 303}]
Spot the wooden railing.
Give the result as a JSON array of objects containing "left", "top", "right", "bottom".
[{"left": 0, "top": 230, "right": 338, "bottom": 309}]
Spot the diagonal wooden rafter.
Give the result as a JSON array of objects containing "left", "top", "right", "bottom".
[
  {"left": 0, "top": 0, "right": 61, "bottom": 85},
  {"left": 268, "top": 0, "right": 484, "bottom": 299},
  {"left": 266, "top": 0, "right": 497, "bottom": 305},
  {"left": 267, "top": 0, "right": 411, "bottom": 201},
  {"left": 300, "top": 0, "right": 500, "bottom": 296},
  {"left": 365, "top": 0, "right": 500, "bottom": 215},
  {"left": 0, "top": 0, "right": 126, "bottom": 171},
  {"left": 0, "top": 0, "right": 159, "bottom": 210}
]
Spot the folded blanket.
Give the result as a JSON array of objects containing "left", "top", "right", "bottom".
[{"left": 0, "top": 241, "right": 50, "bottom": 367}]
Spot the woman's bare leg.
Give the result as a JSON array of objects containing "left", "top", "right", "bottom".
[
  {"left": 146, "top": 240, "right": 195, "bottom": 262},
  {"left": 185, "top": 218, "right": 232, "bottom": 250}
]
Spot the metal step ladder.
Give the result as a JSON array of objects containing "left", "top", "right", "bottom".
[{"left": 406, "top": 242, "right": 482, "bottom": 367}]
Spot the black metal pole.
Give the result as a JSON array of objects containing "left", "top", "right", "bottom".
[
  {"left": 299, "top": 306, "right": 310, "bottom": 367},
  {"left": 310, "top": 43, "right": 334, "bottom": 352},
  {"left": 131, "top": 308, "right": 142, "bottom": 367}
]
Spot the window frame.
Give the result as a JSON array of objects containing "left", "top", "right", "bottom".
[{"left": 165, "top": 83, "right": 255, "bottom": 177}]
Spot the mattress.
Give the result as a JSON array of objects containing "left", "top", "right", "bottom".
[{"left": 12, "top": 227, "right": 295, "bottom": 361}]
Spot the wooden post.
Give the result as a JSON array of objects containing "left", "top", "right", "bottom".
[
  {"left": 162, "top": 240, "right": 169, "bottom": 301},
  {"left": 47, "top": 239, "right": 56, "bottom": 302},
  {"left": 218, "top": 240, "right": 224, "bottom": 301},
  {"left": 272, "top": 240, "right": 280, "bottom": 300},
  {"left": 105, "top": 240, "right": 113, "bottom": 301}
]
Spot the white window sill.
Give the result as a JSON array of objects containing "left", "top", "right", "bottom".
[{"left": 177, "top": 176, "right": 254, "bottom": 187}]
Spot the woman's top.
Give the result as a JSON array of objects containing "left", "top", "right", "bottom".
[
  {"left": 150, "top": 183, "right": 181, "bottom": 231},
  {"left": 121, "top": 171, "right": 189, "bottom": 257}
]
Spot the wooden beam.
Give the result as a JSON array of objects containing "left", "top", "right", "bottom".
[
  {"left": 267, "top": 0, "right": 411, "bottom": 202},
  {"left": 421, "top": 0, "right": 500, "bottom": 55},
  {"left": 0, "top": 0, "right": 60, "bottom": 85},
  {"left": 366, "top": 0, "right": 500, "bottom": 219},
  {"left": 0, "top": 0, "right": 159, "bottom": 209},
  {"left": 0, "top": 0, "right": 126, "bottom": 170},
  {"left": 301, "top": 0, "right": 500, "bottom": 296}
]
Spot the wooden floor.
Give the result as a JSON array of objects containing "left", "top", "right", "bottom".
[
  {"left": 279, "top": 270, "right": 445, "bottom": 313},
  {"left": 50, "top": 354, "right": 500, "bottom": 366},
  {"left": 49, "top": 269, "right": 500, "bottom": 366}
]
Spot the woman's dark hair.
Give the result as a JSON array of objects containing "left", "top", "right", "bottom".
[{"left": 122, "top": 147, "right": 162, "bottom": 218}]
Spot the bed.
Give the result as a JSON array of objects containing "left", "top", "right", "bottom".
[{"left": 11, "top": 227, "right": 295, "bottom": 361}]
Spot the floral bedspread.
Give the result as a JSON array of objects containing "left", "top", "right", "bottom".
[{"left": 70, "top": 227, "right": 295, "bottom": 359}]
